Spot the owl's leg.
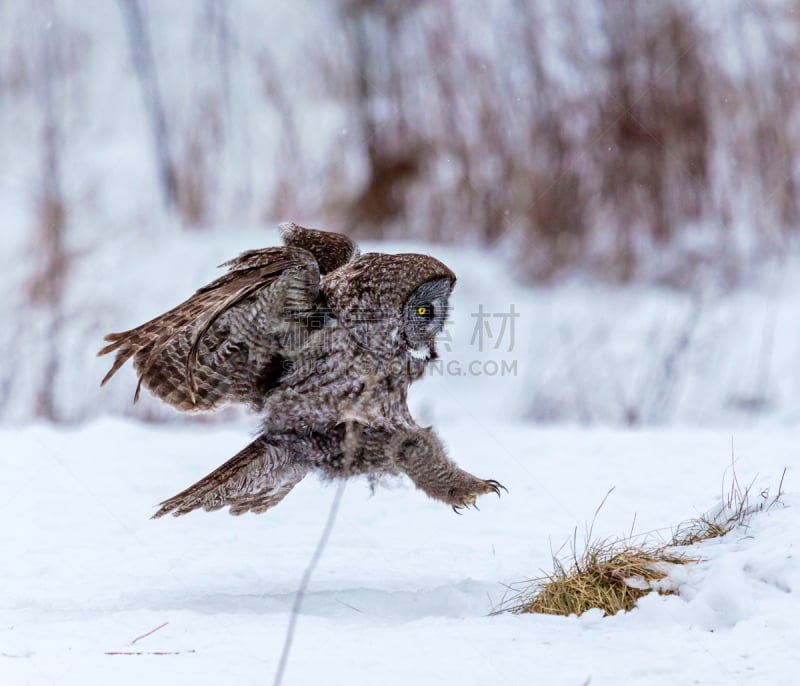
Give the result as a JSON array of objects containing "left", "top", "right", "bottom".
[{"left": 390, "top": 428, "right": 505, "bottom": 512}]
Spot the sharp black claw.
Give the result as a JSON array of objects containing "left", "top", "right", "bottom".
[
  {"left": 485, "top": 479, "right": 507, "bottom": 497},
  {"left": 452, "top": 505, "right": 463, "bottom": 515}
]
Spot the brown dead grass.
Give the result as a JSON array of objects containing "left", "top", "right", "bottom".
[
  {"left": 495, "top": 468, "right": 786, "bottom": 618},
  {"left": 514, "top": 542, "right": 690, "bottom": 617}
]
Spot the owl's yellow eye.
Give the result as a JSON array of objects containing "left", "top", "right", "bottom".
[{"left": 416, "top": 304, "right": 433, "bottom": 319}]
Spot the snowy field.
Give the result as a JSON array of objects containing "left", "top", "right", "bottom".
[
  {"left": 2, "top": 418, "right": 796, "bottom": 685},
  {"left": 4, "top": 1, "right": 800, "bottom": 682}
]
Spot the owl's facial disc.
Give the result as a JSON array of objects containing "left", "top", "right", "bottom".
[{"left": 402, "top": 278, "right": 452, "bottom": 358}]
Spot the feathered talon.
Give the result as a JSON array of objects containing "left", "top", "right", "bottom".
[{"left": 447, "top": 477, "right": 506, "bottom": 513}]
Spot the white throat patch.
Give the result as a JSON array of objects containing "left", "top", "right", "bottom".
[{"left": 409, "top": 346, "right": 431, "bottom": 360}]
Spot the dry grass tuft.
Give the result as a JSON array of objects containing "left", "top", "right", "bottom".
[
  {"left": 511, "top": 541, "right": 690, "bottom": 618},
  {"left": 496, "top": 468, "right": 786, "bottom": 618},
  {"left": 671, "top": 466, "right": 785, "bottom": 547}
]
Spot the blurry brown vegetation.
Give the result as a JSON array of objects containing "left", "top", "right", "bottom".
[
  {"left": 336, "top": 1, "right": 800, "bottom": 284},
  {"left": 8, "top": 1, "right": 800, "bottom": 284},
  {"left": 1, "top": 0, "right": 798, "bottom": 422}
]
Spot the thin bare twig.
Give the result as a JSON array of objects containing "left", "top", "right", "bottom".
[
  {"left": 104, "top": 650, "right": 194, "bottom": 656},
  {"left": 131, "top": 621, "right": 168, "bottom": 645},
  {"left": 272, "top": 482, "right": 346, "bottom": 686}
]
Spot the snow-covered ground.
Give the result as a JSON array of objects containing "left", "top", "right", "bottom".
[
  {"left": 2, "top": 418, "right": 796, "bottom": 685},
  {"left": 4, "top": 226, "right": 800, "bottom": 684}
]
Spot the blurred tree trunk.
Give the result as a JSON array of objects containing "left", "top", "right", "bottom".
[
  {"left": 515, "top": 0, "right": 587, "bottom": 276},
  {"left": 28, "top": 1, "right": 68, "bottom": 420},
  {"left": 117, "top": 0, "right": 179, "bottom": 215},
  {"left": 341, "top": 0, "right": 425, "bottom": 236}
]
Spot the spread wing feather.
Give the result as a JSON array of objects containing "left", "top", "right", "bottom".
[
  {"left": 98, "top": 245, "right": 321, "bottom": 411},
  {"left": 152, "top": 436, "right": 308, "bottom": 517}
]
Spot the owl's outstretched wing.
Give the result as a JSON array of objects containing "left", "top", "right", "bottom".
[
  {"left": 153, "top": 436, "right": 307, "bottom": 517},
  {"left": 98, "top": 225, "right": 358, "bottom": 411}
]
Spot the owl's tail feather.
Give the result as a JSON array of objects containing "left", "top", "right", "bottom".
[{"left": 152, "top": 436, "right": 308, "bottom": 518}]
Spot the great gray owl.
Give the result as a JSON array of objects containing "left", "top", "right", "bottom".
[{"left": 99, "top": 223, "right": 504, "bottom": 517}]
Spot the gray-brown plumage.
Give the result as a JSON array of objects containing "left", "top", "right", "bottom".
[{"left": 100, "top": 223, "right": 504, "bottom": 517}]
